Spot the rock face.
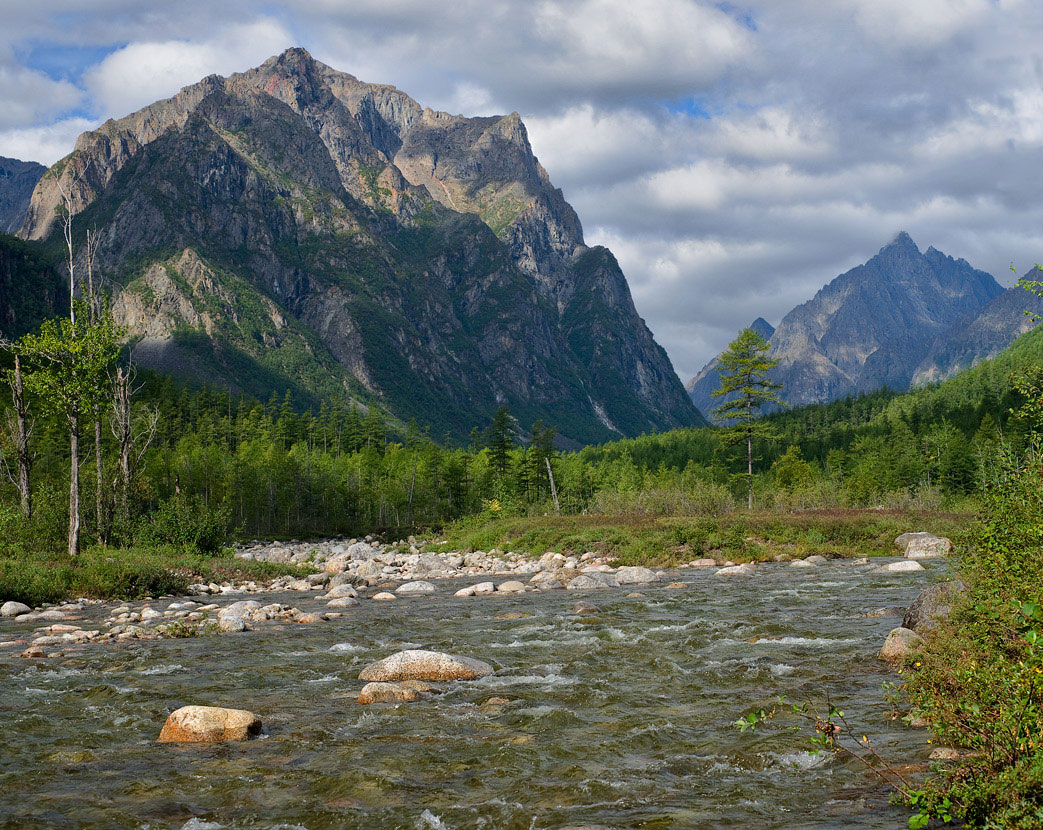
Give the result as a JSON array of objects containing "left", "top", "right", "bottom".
[
  {"left": 0, "top": 156, "right": 46, "bottom": 235},
  {"left": 358, "top": 649, "right": 493, "bottom": 681},
  {"left": 903, "top": 582, "right": 963, "bottom": 633},
  {"left": 690, "top": 233, "right": 1005, "bottom": 417},
  {"left": 14, "top": 48, "right": 700, "bottom": 444},
  {"left": 912, "top": 276, "right": 1043, "bottom": 386},
  {"left": 157, "top": 705, "right": 262, "bottom": 742}
]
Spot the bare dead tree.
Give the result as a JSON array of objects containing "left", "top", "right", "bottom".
[
  {"left": 84, "top": 227, "right": 106, "bottom": 540},
  {"left": 0, "top": 355, "right": 34, "bottom": 518},
  {"left": 110, "top": 364, "right": 158, "bottom": 534}
]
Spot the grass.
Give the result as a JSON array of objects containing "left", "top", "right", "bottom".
[
  {"left": 428, "top": 509, "right": 971, "bottom": 567},
  {"left": 0, "top": 545, "right": 311, "bottom": 607}
]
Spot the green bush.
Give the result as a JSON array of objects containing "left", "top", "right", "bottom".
[
  {"left": 139, "top": 494, "right": 232, "bottom": 553},
  {"left": 907, "top": 442, "right": 1043, "bottom": 827}
]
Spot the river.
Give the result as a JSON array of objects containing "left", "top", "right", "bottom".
[{"left": 0, "top": 557, "right": 944, "bottom": 829}]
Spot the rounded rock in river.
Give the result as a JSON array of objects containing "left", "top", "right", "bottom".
[
  {"left": 157, "top": 706, "right": 262, "bottom": 743},
  {"left": 358, "top": 649, "right": 493, "bottom": 682}
]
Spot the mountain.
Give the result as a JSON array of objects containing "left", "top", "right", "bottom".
[
  {"left": 911, "top": 278, "right": 1043, "bottom": 385},
  {"left": 689, "top": 233, "right": 1007, "bottom": 419},
  {"left": 0, "top": 157, "right": 46, "bottom": 234},
  {"left": 686, "top": 317, "right": 774, "bottom": 419},
  {"left": 15, "top": 48, "right": 701, "bottom": 443}
]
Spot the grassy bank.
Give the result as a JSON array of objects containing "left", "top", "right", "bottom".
[
  {"left": 0, "top": 546, "right": 310, "bottom": 607},
  {"left": 429, "top": 509, "right": 971, "bottom": 567}
]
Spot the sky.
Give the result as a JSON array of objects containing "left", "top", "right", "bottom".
[{"left": 3, "top": 0, "right": 1043, "bottom": 380}]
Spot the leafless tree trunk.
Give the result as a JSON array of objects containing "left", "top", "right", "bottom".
[
  {"left": 6, "top": 356, "right": 34, "bottom": 518},
  {"left": 110, "top": 365, "right": 157, "bottom": 533},
  {"left": 545, "top": 457, "right": 561, "bottom": 515},
  {"left": 69, "top": 408, "right": 80, "bottom": 556}
]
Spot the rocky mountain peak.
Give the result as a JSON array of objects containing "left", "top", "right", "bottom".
[{"left": 11, "top": 50, "right": 700, "bottom": 443}]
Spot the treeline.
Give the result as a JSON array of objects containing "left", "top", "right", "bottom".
[{"left": 3, "top": 302, "right": 1042, "bottom": 550}]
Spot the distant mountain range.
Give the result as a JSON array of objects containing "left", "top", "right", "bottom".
[
  {"left": 688, "top": 232, "right": 1043, "bottom": 421},
  {"left": 1, "top": 48, "right": 702, "bottom": 444}
]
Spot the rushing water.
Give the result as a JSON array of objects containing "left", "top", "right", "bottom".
[{"left": 0, "top": 558, "right": 946, "bottom": 829}]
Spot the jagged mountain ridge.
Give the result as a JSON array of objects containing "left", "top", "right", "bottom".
[
  {"left": 16, "top": 48, "right": 701, "bottom": 442},
  {"left": 689, "top": 233, "right": 1013, "bottom": 420},
  {"left": 0, "top": 157, "right": 46, "bottom": 234},
  {"left": 686, "top": 317, "right": 774, "bottom": 420}
]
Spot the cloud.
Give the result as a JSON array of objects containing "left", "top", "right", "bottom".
[
  {"left": 81, "top": 19, "right": 293, "bottom": 117},
  {"left": 3, "top": 0, "right": 1043, "bottom": 381}
]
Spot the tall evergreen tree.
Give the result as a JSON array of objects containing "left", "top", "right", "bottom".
[
  {"left": 712, "top": 327, "right": 782, "bottom": 509},
  {"left": 485, "top": 405, "right": 518, "bottom": 478}
]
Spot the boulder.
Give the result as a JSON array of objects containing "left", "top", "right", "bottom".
[
  {"left": 218, "top": 600, "right": 262, "bottom": 621},
  {"left": 218, "top": 616, "right": 247, "bottom": 633},
  {"left": 872, "top": 560, "right": 925, "bottom": 574},
  {"left": 715, "top": 563, "right": 755, "bottom": 576},
  {"left": 157, "top": 706, "right": 262, "bottom": 743},
  {"left": 323, "top": 553, "right": 352, "bottom": 574},
  {"left": 1, "top": 601, "right": 31, "bottom": 617},
  {"left": 571, "top": 601, "right": 600, "bottom": 615},
  {"left": 297, "top": 613, "right": 326, "bottom": 624},
  {"left": 473, "top": 582, "right": 496, "bottom": 594},
  {"left": 566, "top": 572, "right": 620, "bottom": 590},
  {"left": 497, "top": 581, "right": 526, "bottom": 593},
  {"left": 614, "top": 566, "right": 659, "bottom": 585},
  {"left": 805, "top": 555, "right": 829, "bottom": 565},
  {"left": 896, "top": 532, "right": 952, "bottom": 559},
  {"left": 348, "top": 541, "right": 380, "bottom": 560},
  {"left": 356, "top": 560, "right": 383, "bottom": 577},
  {"left": 454, "top": 586, "right": 476, "bottom": 597},
  {"left": 371, "top": 592, "right": 396, "bottom": 601},
  {"left": 530, "top": 573, "right": 564, "bottom": 590},
  {"left": 358, "top": 681, "right": 421, "bottom": 704},
  {"left": 879, "top": 627, "right": 923, "bottom": 662},
  {"left": 690, "top": 558, "right": 716, "bottom": 568},
  {"left": 903, "top": 582, "right": 963, "bottom": 633},
  {"left": 396, "top": 581, "right": 436, "bottom": 595},
  {"left": 358, "top": 649, "right": 493, "bottom": 682},
  {"left": 790, "top": 559, "right": 816, "bottom": 568},
  {"left": 324, "top": 583, "right": 358, "bottom": 600},
  {"left": 326, "top": 597, "right": 359, "bottom": 609}
]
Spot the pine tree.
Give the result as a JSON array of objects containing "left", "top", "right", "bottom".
[
  {"left": 484, "top": 405, "right": 518, "bottom": 478},
  {"left": 712, "top": 327, "right": 782, "bottom": 509}
]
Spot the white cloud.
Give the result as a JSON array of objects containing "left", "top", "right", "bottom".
[
  {"left": 0, "top": 64, "right": 82, "bottom": 130},
  {"left": 0, "top": 117, "right": 95, "bottom": 165},
  {"left": 81, "top": 19, "right": 292, "bottom": 118}
]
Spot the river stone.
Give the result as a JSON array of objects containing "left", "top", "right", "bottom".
[
  {"left": 218, "top": 616, "right": 246, "bottom": 633},
  {"left": 371, "top": 592, "right": 396, "bottom": 601},
  {"left": 324, "top": 583, "right": 358, "bottom": 599},
  {"left": 715, "top": 563, "right": 755, "bottom": 576},
  {"left": 896, "top": 532, "right": 951, "bottom": 557},
  {"left": 471, "top": 582, "right": 495, "bottom": 594},
  {"left": 805, "top": 555, "right": 829, "bottom": 565},
  {"left": 297, "top": 613, "right": 325, "bottom": 624},
  {"left": 497, "top": 581, "right": 526, "bottom": 593},
  {"left": 218, "top": 600, "right": 262, "bottom": 620},
  {"left": 567, "top": 572, "right": 619, "bottom": 590},
  {"left": 873, "top": 560, "right": 925, "bottom": 574},
  {"left": 615, "top": 566, "right": 658, "bottom": 585},
  {"left": 158, "top": 706, "right": 262, "bottom": 743},
  {"left": 358, "top": 649, "right": 493, "bottom": 682},
  {"left": 326, "top": 597, "right": 359, "bottom": 609},
  {"left": 863, "top": 606, "right": 907, "bottom": 618},
  {"left": 356, "top": 560, "right": 383, "bottom": 577},
  {"left": 454, "top": 586, "right": 475, "bottom": 597},
  {"left": 903, "top": 582, "right": 963, "bottom": 633},
  {"left": 690, "top": 558, "right": 716, "bottom": 567},
  {"left": 879, "top": 627, "right": 923, "bottom": 662},
  {"left": 790, "top": 559, "right": 816, "bottom": 568},
  {"left": 571, "top": 601, "right": 600, "bottom": 615},
  {"left": 1, "top": 601, "right": 31, "bottom": 617},
  {"left": 357, "top": 681, "right": 421, "bottom": 704},
  {"left": 397, "top": 581, "right": 436, "bottom": 594},
  {"left": 530, "top": 573, "right": 564, "bottom": 590}
]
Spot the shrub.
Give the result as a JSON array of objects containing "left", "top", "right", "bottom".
[{"left": 139, "top": 494, "right": 232, "bottom": 553}]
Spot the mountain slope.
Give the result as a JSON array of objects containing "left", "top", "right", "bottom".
[
  {"left": 0, "top": 157, "right": 46, "bottom": 235},
  {"left": 912, "top": 279, "right": 1043, "bottom": 385},
  {"left": 686, "top": 317, "right": 774, "bottom": 419},
  {"left": 689, "top": 233, "right": 1004, "bottom": 418},
  {"left": 17, "top": 48, "right": 701, "bottom": 442}
]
